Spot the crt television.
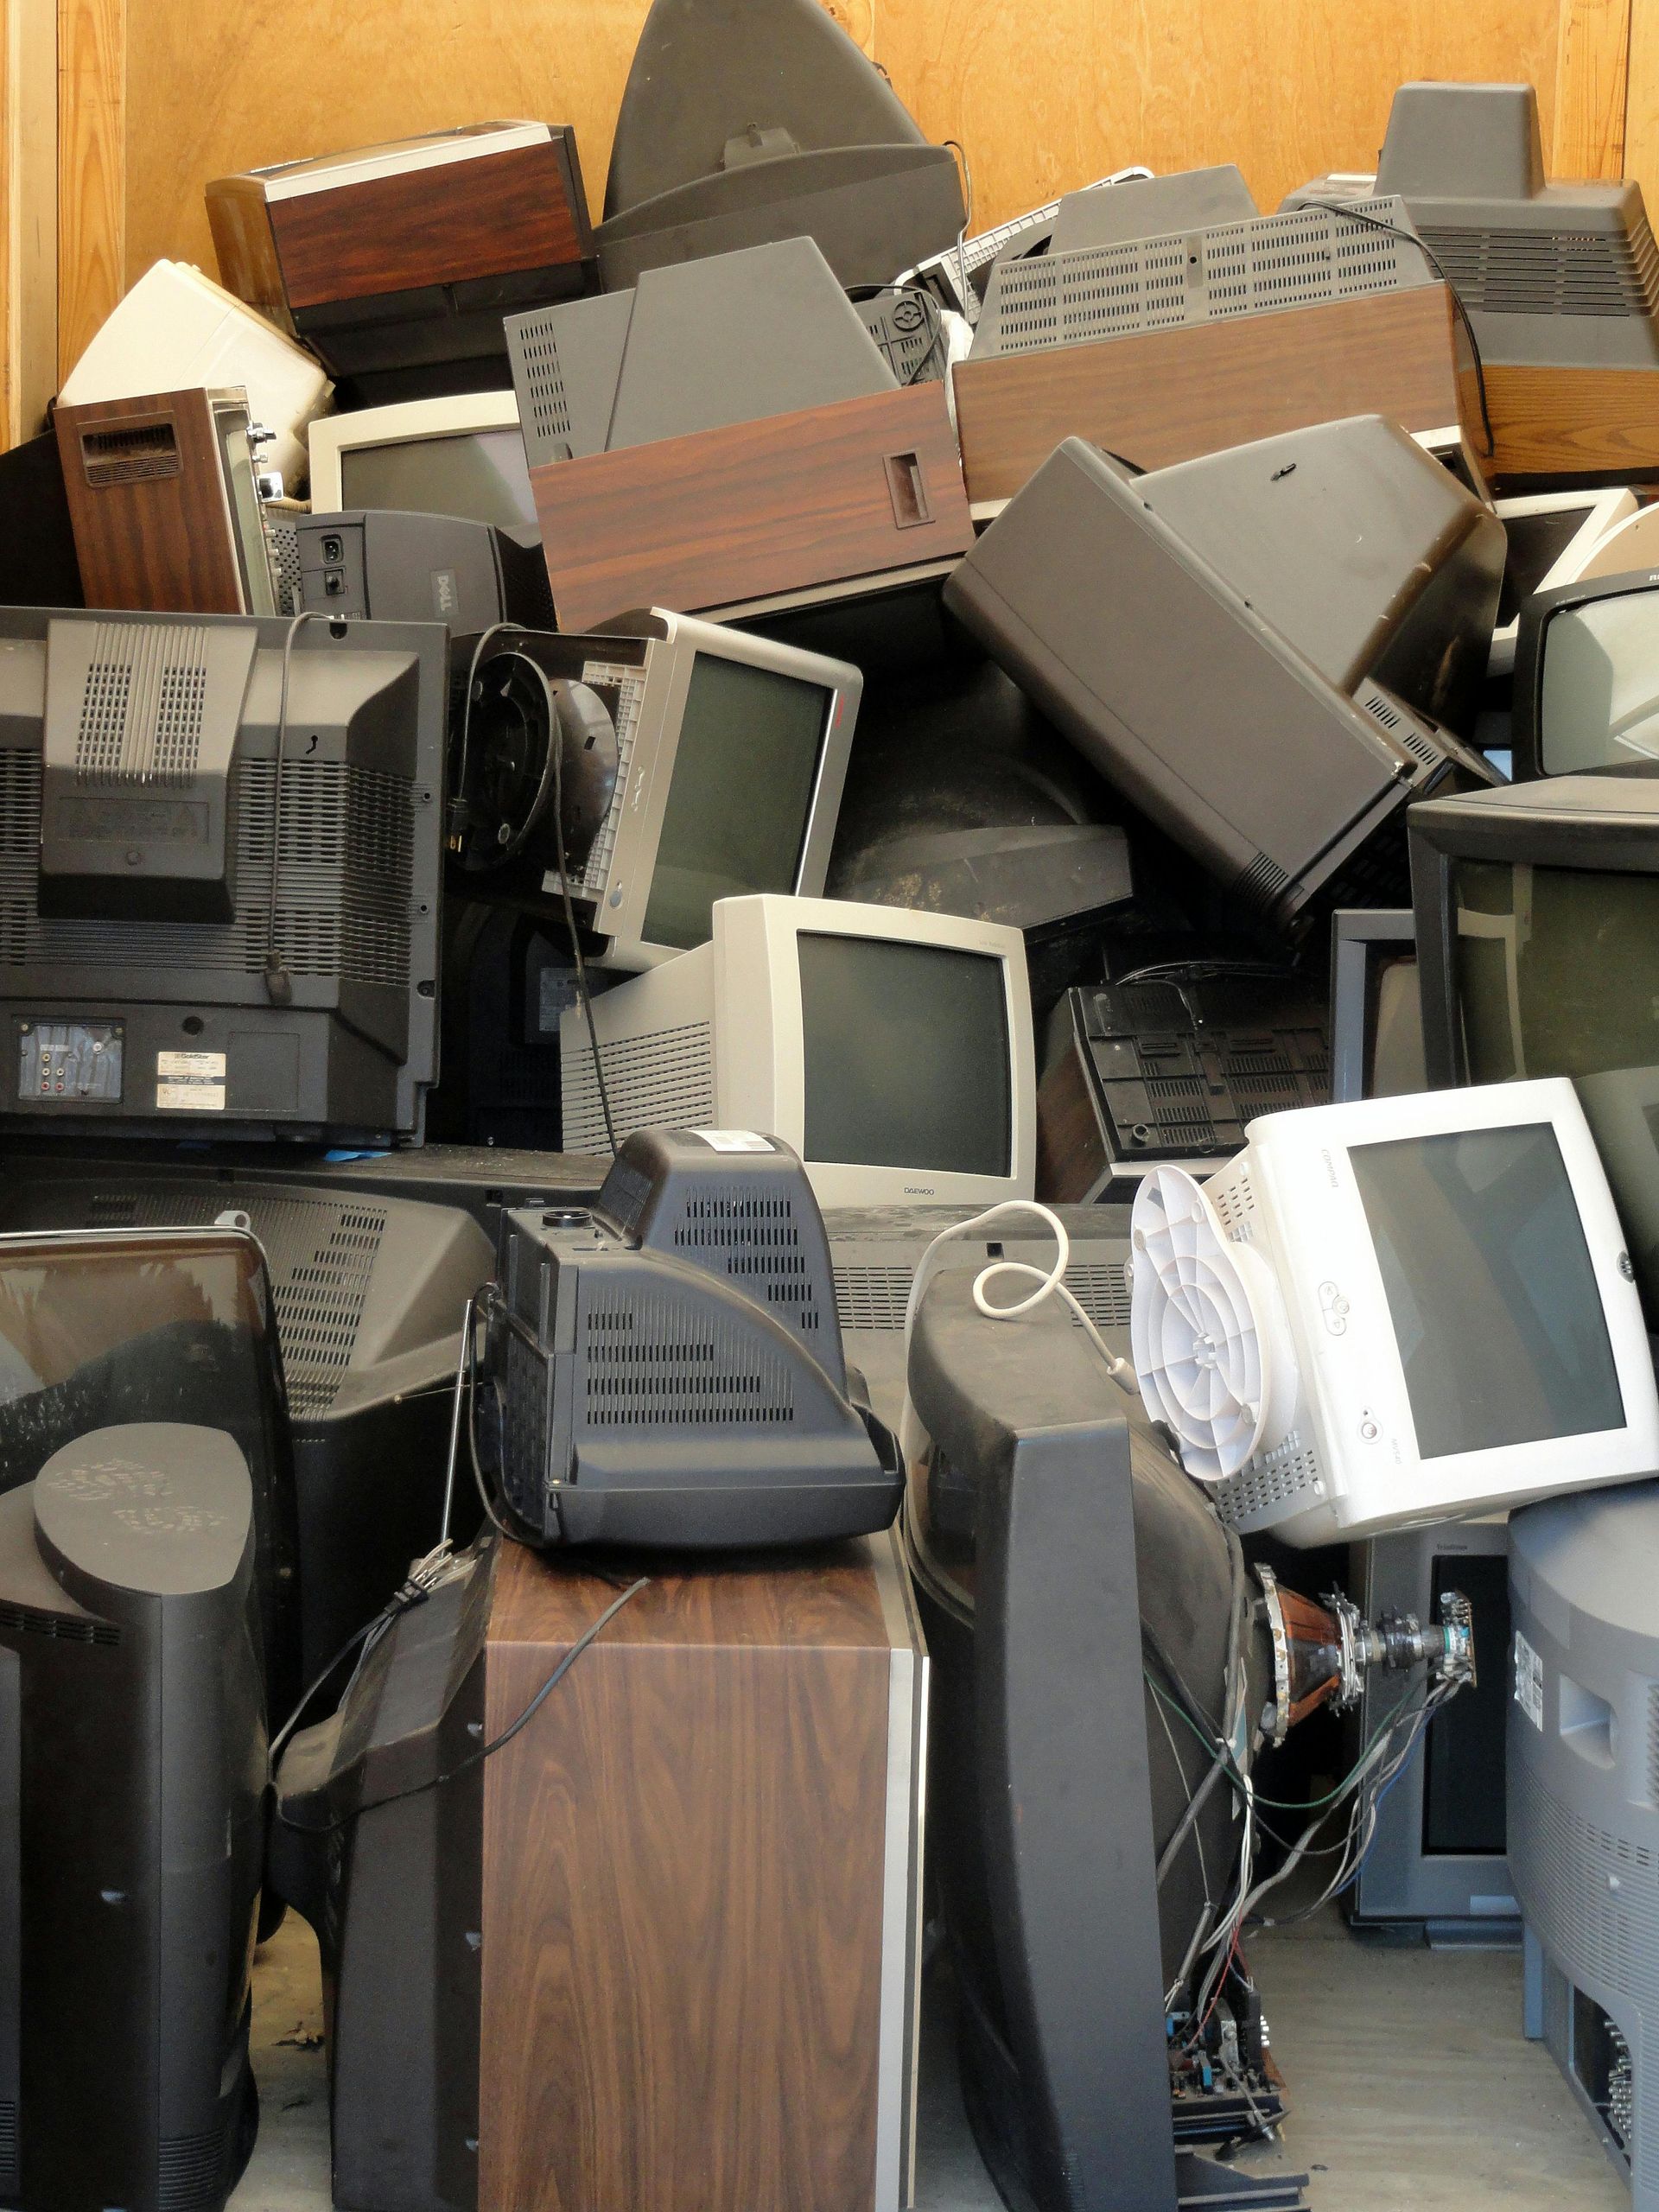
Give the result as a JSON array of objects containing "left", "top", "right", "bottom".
[
  {"left": 1133, "top": 1077, "right": 1659, "bottom": 1543},
  {"left": 1409, "top": 772, "right": 1659, "bottom": 1326},
  {"left": 560, "top": 893, "right": 1036, "bottom": 1207},
  {"left": 454, "top": 610, "right": 861, "bottom": 969},
  {"left": 1512, "top": 569, "right": 1659, "bottom": 780},
  {"left": 306, "top": 392, "right": 537, "bottom": 531},
  {"left": 0, "top": 605, "right": 446, "bottom": 1141}
]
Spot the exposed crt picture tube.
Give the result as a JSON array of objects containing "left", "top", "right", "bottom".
[
  {"left": 1348, "top": 1123, "right": 1625, "bottom": 1459},
  {"left": 798, "top": 933, "right": 1013, "bottom": 1176},
  {"left": 640, "top": 654, "right": 836, "bottom": 952},
  {"left": 338, "top": 429, "right": 537, "bottom": 531},
  {"left": 1537, "top": 588, "right": 1659, "bottom": 774},
  {"left": 1452, "top": 861, "right": 1659, "bottom": 1083}
]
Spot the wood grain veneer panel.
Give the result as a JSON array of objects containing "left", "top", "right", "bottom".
[
  {"left": 479, "top": 1544, "right": 895, "bottom": 2212},
  {"left": 1035, "top": 1040, "right": 1108, "bottom": 1205},
  {"left": 266, "top": 139, "right": 588, "bottom": 309},
  {"left": 953, "top": 286, "right": 1470, "bottom": 504},
  {"left": 1482, "top": 360, "right": 1659, "bottom": 476},
  {"left": 55, "top": 385, "right": 245, "bottom": 612},
  {"left": 531, "top": 383, "right": 972, "bottom": 632}
]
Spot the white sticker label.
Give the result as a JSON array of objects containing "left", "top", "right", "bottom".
[
  {"left": 690, "top": 1128, "right": 774, "bottom": 1154},
  {"left": 1514, "top": 1630, "right": 1544, "bottom": 1730},
  {"left": 156, "top": 1050, "right": 227, "bottom": 1113}
]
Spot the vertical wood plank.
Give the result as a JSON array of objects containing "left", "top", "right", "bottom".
[
  {"left": 1551, "top": 0, "right": 1632, "bottom": 178},
  {"left": 56, "top": 0, "right": 123, "bottom": 382},
  {"left": 1625, "top": 0, "right": 1659, "bottom": 213},
  {"left": 1, "top": 0, "right": 57, "bottom": 447}
]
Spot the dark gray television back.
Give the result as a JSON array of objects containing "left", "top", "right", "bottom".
[{"left": 0, "top": 607, "right": 445, "bottom": 1142}]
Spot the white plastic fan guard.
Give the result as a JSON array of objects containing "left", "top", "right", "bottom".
[{"left": 1129, "top": 1165, "right": 1297, "bottom": 1482}]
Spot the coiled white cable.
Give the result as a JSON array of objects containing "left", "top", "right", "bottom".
[{"left": 898, "top": 1199, "right": 1134, "bottom": 1466}]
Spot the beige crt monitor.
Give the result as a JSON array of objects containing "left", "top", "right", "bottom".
[
  {"left": 306, "top": 392, "right": 536, "bottom": 530},
  {"left": 560, "top": 894, "right": 1037, "bottom": 1206}
]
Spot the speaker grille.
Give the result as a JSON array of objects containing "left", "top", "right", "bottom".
[
  {"left": 0, "top": 747, "right": 416, "bottom": 987},
  {"left": 80, "top": 1187, "right": 387, "bottom": 1414}
]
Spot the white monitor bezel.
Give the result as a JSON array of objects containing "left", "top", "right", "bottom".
[
  {"left": 712, "top": 894, "right": 1037, "bottom": 1208},
  {"left": 1488, "top": 487, "right": 1638, "bottom": 676},
  {"left": 1240, "top": 1077, "right": 1659, "bottom": 1538},
  {"left": 305, "top": 391, "right": 529, "bottom": 519},
  {"left": 574, "top": 612, "right": 863, "bottom": 973}
]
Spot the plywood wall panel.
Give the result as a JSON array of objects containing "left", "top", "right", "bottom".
[{"left": 873, "top": 0, "right": 1567, "bottom": 226}]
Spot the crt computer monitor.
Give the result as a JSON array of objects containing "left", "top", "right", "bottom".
[
  {"left": 305, "top": 392, "right": 537, "bottom": 531},
  {"left": 1150, "top": 1077, "right": 1659, "bottom": 1543},
  {"left": 560, "top": 893, "right": 1036, "bottom": 1207},
  {"left": 0, "top": 606, "right": 445, "bottom": 1142},
  {"left": 1409, "top": 771, "right": 1659, "bottom": 1329},
  {"left": 1512, "top": 569, "right": 1659, "bottom": 780},
  {"left": 457, "top": 610, "right": 861, "bottom": 969}
]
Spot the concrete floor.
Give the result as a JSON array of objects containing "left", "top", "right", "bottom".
[{"left": 231, "top": 1908, "right": 1630, "bottom": 2212}]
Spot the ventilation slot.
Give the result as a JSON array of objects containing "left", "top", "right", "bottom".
[
  {"left": 580, "top": 1287, "right": 795, "bottom": 1427},
  {"left": 0, "top": 1600, "right": 119, "bottom": 1646},
  {"left": 835, "top": 1264, "right": 913, "bottom": 1333},
  {"left": 81, "top": 1187, "right": 386, "bottom": 1414},
  {"left": 561, "top": 1022, "right": 715, "bottom": 1154},
  {"left": 158, "top": 2122, "right": 227, "bottom": 2212},
  {"left": 978, "top": 199, "right": 1430, "bottom": 355},
  {"left": 501, "top": 1326, "right": 551, "bottom": 1520},
  {"left": 266, "top": 518, "right": 303, "bottom": 615},
  {"left": 1209, "top": 1168, "right": 1257, "bottom": 1237},
  {"left": 514, "top": 325, "right": 575, "bottom": 450},
  {"left": 1216, "top": 1430, "right": 1324, "bottom": 1523},
  {"left": 671, "top": 1189, "right": 823, "bottom": 1335},
  {"left": 0, "top": 2099, "right": 16, "bottom": 2192},
  {"left": 0, "top": 748, "right": 417, "bottom": 987},
  {"left": 1418, "top": 220, "right": 1659, "bottom": 319},
  {"left": 79, "top": 418, "right": 181, "bottom": 485},
  {"left": 1236, "top": 849, "right": 1291, "bottom": 917}
]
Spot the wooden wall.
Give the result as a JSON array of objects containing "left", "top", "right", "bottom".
[{"left": 0, "top": 0, "right": 1643, "bottom": 446}]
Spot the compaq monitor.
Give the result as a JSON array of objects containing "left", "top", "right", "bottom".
[
  {"left": 1330, "top": 909, "right": 1425, "bottom": 1103},
  {"left": 945, "top": 430, "right": 1500, "bottom": 931},
  {"left": 1409, "top": 772, "right": 1659, "bottom": 1326},
  {"left": 1128, "top": 1077, "right": 1659, "bottom": 1543},
  {"left": 560, "top": 893, "right": 1036, "bottom": 1207},
  {"left": 0, "top": 606, "right": 445, "bottom": 1141},
  {"left": 306, "top": 393, "right": 537, "bottom": 531},
  {"left": 450, "top": 611, "right": 860, "bottom": 969},
  {"left": 1512, "top": 569, "right": 1659, "bottom": 779},
  {"left": 1488, "top": 489, "right": 1638, "bottom": 676}
]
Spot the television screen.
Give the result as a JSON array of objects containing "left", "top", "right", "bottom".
[
  {"left": 1369, "top": 953, "right": 1426, "bottom": 1097},
  {"left": 1496, "top": 509, "right": 1600, "bottom": 629},
  {"left": 639, "top": 655, "right": 835, "bottom": 952},
  {"left": 339, "top": 429, "right": 537, "bottom": 531},
  {"left": 1349, "top": 1123, "right": 1624, "bottom": 1458},
  {"left": 1536, "top": 588, "right": 1659, "bottom": 774},
  {"left": 798, "top": 933, "right": 1012, "bottom": 1175}
]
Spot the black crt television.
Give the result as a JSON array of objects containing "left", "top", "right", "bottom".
[
  {"left": 0, "top": 1422, "right": 265, "bottom": 2212},
  {"left": 1512, "top": 569, "right": 1659, "bottom": 781},
  {"left": 0, "top": 606, "right": 446, "bottom": 1143},
  {"left": 1409, "top": 772, "right": 1659, "bottom": 1325}
]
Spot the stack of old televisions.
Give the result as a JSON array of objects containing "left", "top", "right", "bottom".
[{"left": 11, "top": 5, "right": 1659, "bottom": 2211}]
